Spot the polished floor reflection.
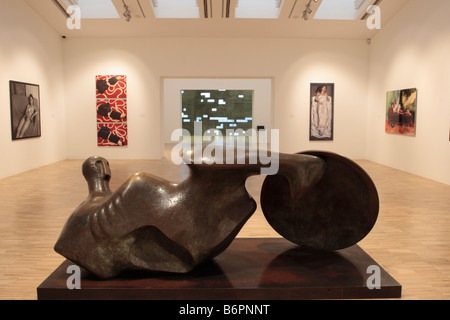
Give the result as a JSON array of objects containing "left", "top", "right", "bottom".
[{"left": 0, "top": 151, "right": 449, "bottom": 299}]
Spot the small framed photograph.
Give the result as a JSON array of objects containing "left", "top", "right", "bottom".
[{"left": 10, "top": 81, "right": 41, "bottom": 140}]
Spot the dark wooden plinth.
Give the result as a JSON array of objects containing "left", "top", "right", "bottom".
[{"left": 37, "top": 238, "right": 401, "bottom": 300}]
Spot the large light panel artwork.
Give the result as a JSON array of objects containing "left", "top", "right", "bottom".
[
  {"left": 96, "top": 75, "right": 128, "bottom": 147},
  {"left": 181, "top": 89, "right": 253, "bottom": 141}
]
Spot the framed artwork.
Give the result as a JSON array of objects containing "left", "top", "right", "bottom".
[
  {"left": 385, "top": 88, "right": 417, "bottom": 136},
  {"left": 96, "top": 75, "right": 128, "bottom": 146},
  {"left": 10, "top": 81, "right": 41, "bottom": 140},
  {"left": 310, "top": 83, "right": 334, "bottom": 141}
]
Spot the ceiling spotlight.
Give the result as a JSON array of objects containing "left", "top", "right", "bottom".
[
  {"left": 306, "top": 4, "right": 312, "bottom": 14},
  {"left": 302, "top": 11, "right": 309, "bottom": 21},
  {"left": 302, "top": 0, "right": 317, "bottom": 21},
  {"left": 122, "top": 0, "right": 131, "bottom": 22}
]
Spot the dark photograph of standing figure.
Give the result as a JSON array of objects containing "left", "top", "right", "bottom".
[
  {"left": 310, "top": 83, "right": 334, "bottom": 141},
  {"left": 10, "top": 81, "right": 41, "bottom": 140}
]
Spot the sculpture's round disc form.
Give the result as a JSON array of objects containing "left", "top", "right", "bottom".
[{"left": 261, "top": 151, "right": 379, "bottom": 251}]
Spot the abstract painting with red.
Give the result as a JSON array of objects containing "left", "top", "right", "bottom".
[
  {"left": 96, "top": 99, "right": 127, "bottom": 123},
  {"left": 97, "top": 123, "right": 128, "bottom": 147},
  {"left": 96, "top": 75, "right": 127, "bottom": 99},
  {"left": 96, "top": 75, "right": 127, "bottom": 146}
]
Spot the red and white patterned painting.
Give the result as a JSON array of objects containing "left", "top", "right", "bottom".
[
  {"left": 96, "top": 75, "right": 128, "bottom": 146},
  {"left": 96, "top": 75, "right": 127, "bottom": 99},
  {"left": 97, "top": 123, "right": 128, "bottom": 147}
]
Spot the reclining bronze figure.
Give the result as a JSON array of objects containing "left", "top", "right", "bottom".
[{"left": 55, "top": 148, "right": 378, "bottom": 279}]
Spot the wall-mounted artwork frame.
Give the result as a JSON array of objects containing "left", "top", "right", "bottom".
[
  {"left": 95, "top": 75, "right": 128, "bottom": 146},
  {"left": 385, "top": 88, "right": 417, "bottom": 136},
  {"left": 10, "top": 81, "right": 41, "bottom": 140},
  {"left": 310, "top": 83, "right": 334, "bottom": 141}
]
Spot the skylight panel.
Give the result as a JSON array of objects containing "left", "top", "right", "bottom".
[
  {"left": 314, "top": 0, "right": 371, "bottom": 20},
  {"left": 150, "top": 0, "right": 200, "bottom": 18},
  {"left": 67, "top": 0, "right": 120, "bottom": 19},
  {"left": 235, "top": 0, "right": 284, "bottom": 19}
]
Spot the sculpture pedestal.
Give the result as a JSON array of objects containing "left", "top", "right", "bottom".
[{"left": 37, "top": 238, "right": 401, "bottom": 300}]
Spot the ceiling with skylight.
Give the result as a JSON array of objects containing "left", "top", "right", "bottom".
[
  {"left": 314, "top": 0, "right": 372, "bottom": 20},
  {"left": 151, "top": 0, "right": 200, "bottom": 19},
  {"left": 63, "top": 0, "right": 120, "bottom": 19},
  {"left": 235, "top": 0, "right": 283, "bottom": 19},
  {"left": 25, "top": 0, "right": 410, "bottom": 39},
  {"left": 60, "top": 0, "right": 379, "bottom": 20}
]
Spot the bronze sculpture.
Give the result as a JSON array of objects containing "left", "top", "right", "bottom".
[
  {"left": 55, "top": 148, "right": 378, "bottom": 279},
  {"left": 261, "top": 151, "right": 379, "bottom": 251}
]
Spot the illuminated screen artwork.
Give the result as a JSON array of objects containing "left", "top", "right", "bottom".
[
  {"left": 181, "top": 90, "right": 253, "bottom": 142},
  {"left": 96, "top": 75, "right": 128, "bottom": 146}
]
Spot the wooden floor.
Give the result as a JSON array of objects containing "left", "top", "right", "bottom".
[{"left": 0, "top": 149, "right": 449, "bottom": 300}]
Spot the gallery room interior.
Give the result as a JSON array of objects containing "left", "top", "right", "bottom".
[{"left": 0, "top": 0, "right": 449, "bottom": 301}]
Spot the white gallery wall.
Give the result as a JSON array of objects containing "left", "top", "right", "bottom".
[
  {"left": 0, "top": 0, "right": 66, "bottom": 179},
  {"left": 63, "top": 38, "right": 162, "bottom": 160},
  {"left": 1, "top": 0, "right": 448, "bottom": 186},
  {"left": 63, "top": 37, "right": 370, "bottom": 161},
  {"left": 367, "top": 0, "right": 450, "bottom": 185}
]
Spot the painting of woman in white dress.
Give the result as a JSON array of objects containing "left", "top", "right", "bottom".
[
  {"left": 310, "top": 83, "right": 334, "bottom": 141},
  {"left": 10, "top": 81, "right": 41, "bottom": 140}
]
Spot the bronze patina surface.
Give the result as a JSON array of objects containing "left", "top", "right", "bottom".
[
  {"left": 261, "top": 151, "right": 379, "bottom": 250},
  {"left": 55, "top": 149, "right": 327, "bottom": 279}
]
